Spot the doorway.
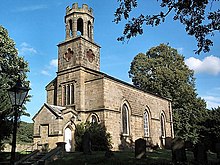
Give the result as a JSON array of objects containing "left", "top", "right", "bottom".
[{"left": 64, "top": 127, "right": 72, "bottom": 152}]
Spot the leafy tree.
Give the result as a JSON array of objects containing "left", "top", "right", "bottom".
[
  {"left": 0, "top": 25, "right": 30, "bottom": 149},
  {"left": 114, "top": 0, "right": 220, "bottom": 54},
  {"left": 129, "top": 43, "right": 207, "bottom": 143},
  {"left": 74, "top": 122, "right": 112, "bottom": 151},
  {"left": 199, "top": 107, "right": 220, "bottom": 151},
  {"left": 17, "top": 121, "right": 33, "bottom": 143}
]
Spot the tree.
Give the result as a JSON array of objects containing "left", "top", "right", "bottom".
[
  {"left": 129, "top": 43, "right": 207, "bottom": 143},
  {"left": 199, "top": 106, "right": 220, "bottom": 151},
  {"left": 114, "top": 0, "right": 220, "bottom": 54},
  {"left": 0, "top": 25, "right": 30, "bottom": 149}
]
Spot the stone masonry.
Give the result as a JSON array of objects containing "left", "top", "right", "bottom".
[{"left": 33, "top": 3, "right": 174, "bottom": 151}]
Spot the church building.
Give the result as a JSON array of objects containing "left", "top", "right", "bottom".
[{"left": 33, "top": 3, "right": 174, "bottom": 151}]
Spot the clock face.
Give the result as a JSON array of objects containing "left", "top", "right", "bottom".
[
  {"left": 86, "top": 49, "right": 95, "bottom": 63},
  {"left": 63, "top": 48, "right": 73, "bottom": 62}
]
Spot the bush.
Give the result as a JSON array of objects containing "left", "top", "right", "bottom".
[{"left": 74, "top": 122, "right": 112, "bottom": 151}]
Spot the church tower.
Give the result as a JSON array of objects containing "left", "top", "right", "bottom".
[{"left": 57, "top": 3, "right": 100, "bottom": 72}]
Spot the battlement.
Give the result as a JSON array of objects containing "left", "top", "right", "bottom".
[{"left": 66, "top": 3, "right": 93, "bottom": 16}]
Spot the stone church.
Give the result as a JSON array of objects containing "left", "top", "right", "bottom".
[{"left": 33, "top": 3, "right": 174, "bottom": 151}]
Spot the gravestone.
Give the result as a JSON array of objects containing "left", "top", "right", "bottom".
[
  {"left": 171, "top": 137, "right": 187, "bottom": 164},
  {"left": 82, "top": 131, "right": 91, "bottom": 154},
  {"left": 135, "top": 138, "right": 146, "bottom": 159},
  {"left": 193, "top": 143, "right": 207, "bottom": 165},
  {"left": 165, "top": 137, "right": 172, "bottom": 149},
  {"left": 215, "top": 143, "right": 220, "bottom": 159}
]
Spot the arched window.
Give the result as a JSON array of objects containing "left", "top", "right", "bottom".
[
  {"left": 91, "top": 115, "right": 98, "bottom": 124},
  {"left": 144, "top": 111, "right": 150, "bottom": 137},
  {"left": 161, "top": 113, "right": 166, "bottom": 138},
  {"left": 77, "top": 18, "right": 83, "bottom": 36},
  {"left": 87, "top": 21, "right": 92, "bottom": 39},
  {"left": 69, "top": 19, "right": 73, "bottom": 37},
  {"left": 122, "top": 104, "right": 129, "bottom": 135}
]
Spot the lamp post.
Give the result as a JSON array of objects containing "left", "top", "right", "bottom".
[{"left": 7, "top": 76, "right": 29, "bottom": 165}]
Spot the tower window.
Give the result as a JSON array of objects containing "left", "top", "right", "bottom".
[
  {"left": 69, "top": 19, "right": 73, "bottom": 37},
  {"left": 77, "top": 18, "right": 83, "bottom": 36},
  {"left": 88, "top": 21, "right": 92, "bottom": 39},
  {"left": 62, "top": 83, "right": 74, "bottom": 106}
]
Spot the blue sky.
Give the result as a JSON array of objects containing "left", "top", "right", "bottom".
[{"left": 1, "top": 0, "right": 220, "bottom": 123}]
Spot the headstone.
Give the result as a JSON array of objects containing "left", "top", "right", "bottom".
[
  {"left": 135, "top": 138, "right": 146, "bottom": 159},
  {"left": 171, "top": 137, "right": 187, "bottom": 164},
  {"left": 165, "top": 137, "right": 172, "bottom": 149},
  {"left": 193, "top": 143, "right": 207, "bottom": 164},
  {"left": 82, "top": 131, "right": 91, "bottom": 154},
  {"left": 215, "top": 143, "right": 220, "bottom": 159},
  {"left": 56, "top": 142, "right": 66, "bottom": 151}
]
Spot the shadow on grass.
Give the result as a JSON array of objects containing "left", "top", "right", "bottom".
[{"left": 42, "top": 150, "right": 220, "bottom": 165}]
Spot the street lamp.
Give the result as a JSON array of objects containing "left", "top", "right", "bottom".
[{"left": 8, "top": 76, "right": 29, "bottom": 165}]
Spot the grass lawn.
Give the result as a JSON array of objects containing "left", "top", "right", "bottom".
[{"left": 49, "top": 149, "right": 219, "bottom": 165}]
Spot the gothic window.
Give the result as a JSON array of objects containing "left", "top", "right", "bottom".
[
  {"left": 161, "top": 113, "right": 166, "bottom": 138},
  {"left": 122, "top": 104, "right": 129, "bottom": 135},
  {"left": 77, "top": 18, "right": 83, "bottom": 36},
  {"left": 62, "top": 83, "right": 74, "bottom": 106},
  {"left": 87, "top": 21, "right": 92, "bottom": 39},
  {"left": 144, "top": 111, "right": 150, "bottom": 137}
]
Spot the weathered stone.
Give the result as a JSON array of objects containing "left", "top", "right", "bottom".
[
  {"left": 33, "top": 3, "right": 174, "bottom": 151},
  {"left": 171, "top": 137, "right": 187, "bottom": 164},
  {"left": 135, "top": 138, "right": 146, "bottom": 159}
]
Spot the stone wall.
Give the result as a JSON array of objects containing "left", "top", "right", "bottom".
[{"left": 102, "top": 76, "right": 174, "bottom": 149}]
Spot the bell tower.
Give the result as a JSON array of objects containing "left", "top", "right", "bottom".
[{"left": 57, "top": 3, "right": 100, "bottom": 72}]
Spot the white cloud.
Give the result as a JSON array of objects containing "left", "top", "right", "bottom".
[
  {"left": 41, "top": 70, "right": 50, "bottom": 76},
  {"left": 202, "top": 95, "right": 220, "bottom": 109},
  {"left": 19, "top": 42, "right": 37, "bottom": 56},
  {"left": 177, "top": 47, "right": 184, "bottom": 54},
  {"left": 185, "top": 55, "right": 220, "bottom": 75},
  {"left": 41, "top": 59, "right": 58, "bottom": 76},
  {"left": 14, "top": 5, "right": 47, "bottom": 12},
  {"left": 50, "top": 59, "right": 58, "bottom": 68}
]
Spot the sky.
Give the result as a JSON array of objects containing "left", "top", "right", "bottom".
[{"left": 0, "top": 0, "right": 220, "bottom": 123}]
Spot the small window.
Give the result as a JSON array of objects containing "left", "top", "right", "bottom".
[
  {"left": 91, "top": 115, "right": 98, "bottom": 124},
  {"left": 122, "top": 104, "right": 129, "bottom": 135}
]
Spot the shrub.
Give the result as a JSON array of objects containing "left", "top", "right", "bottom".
[{"left": 74, "top": 122, "right": 112, "bottom": 151}]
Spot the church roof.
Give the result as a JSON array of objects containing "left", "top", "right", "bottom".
[
  {"left": 45, "top": 103, "right": 65, "bottom": 116},
  {"left": 32, "top": 103, "right": 66, "bottom": 121}
]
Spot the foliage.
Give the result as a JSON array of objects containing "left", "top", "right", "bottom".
[
  {"left": 17, "top": 121, "right": 33, "bottom": 143},
  {"left": 74, "top": 122, "right": 112, "bottom": 152},
  {"left": 129, "top": 44, "right": 207, "bottom": 143},
  {"left": 0, "top": 25, "right": 30, "bottom": 148},
  {"left": 114, "top": 0, "right": 220, "bottom": 54},
  {"left": 199, "top": 106, "right": 220, "bottom": 151}
]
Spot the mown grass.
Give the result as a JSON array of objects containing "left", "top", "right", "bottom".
[{"left": 49, "top": 149, "right": 219, "bottom": 165}]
